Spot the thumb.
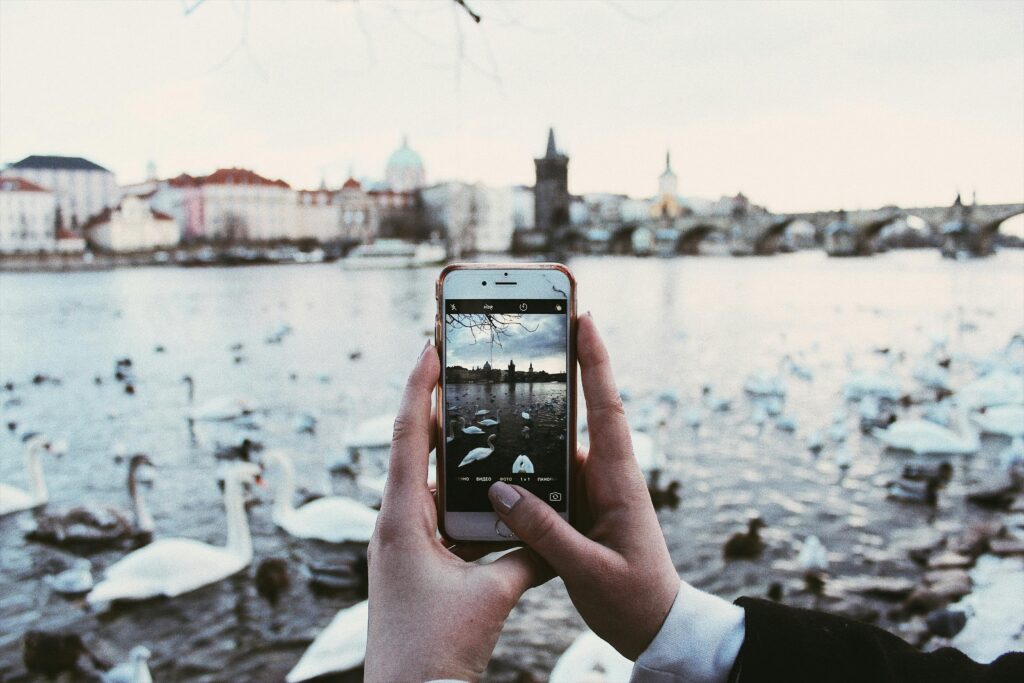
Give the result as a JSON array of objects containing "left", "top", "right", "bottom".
[{"left": 488, "top": 482, "right": 593, "bottom": 578}]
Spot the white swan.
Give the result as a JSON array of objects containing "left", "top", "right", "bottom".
[
  {"left": 549, "top": 630, "right": 632, "bottom": 683},
  {"left": 477, "top": 409, "right": 501, "bottom": 427},
  {"left": 874, "top": 402, "right": 980, "bottom": 455},
  {"left": 522, "top": 411, "right": 531, "bottom": 421},
  {"left": 843, "top": 370, "right": 902, "bottom": 401},
  {"left": 102, "top": 645, "right": 152, "bottom": 683},
  {"left": 345, "top": 413, "right": 397, "bottom": 450},
  {"left": 959, "top": 370, "right": 1024, "bottom": 409},
  {"left": 0, "top": 434, "right": 54, "bottom": 516},
  {"left": 86, "top": 461, "right": 260, "bottom": 609},
  {"left": 798, "top": 535, "right": 828, "bottom": 572},
  {"left": 631, "top": 427, "right": 666, "bottom": 474},
  {"left": 446, "top": 419, "right": 458, "bottom": 443},
  {"left": 262, "top": 450, "right": 378, "bottom": 543},
  {"left": 744, "top": 370, "right": 786, "bottom": 398},
  {"left": 189, "top": 395, "right": 256, "bottom": 422},
  {"left": 459, "top": 434, "right": 497, "bottom": 467},
  {"left": 457, "top": 417, "right": 485, "bottom": 435},
  {"left": 285, "top": 600, "right": 367, "bottom": 682},
  {"left": 512, "top": 455, "right": 534, "bottom": 474},
  {"left": 475, "top": 409, "right": 490, "bottom": 417},
  {"left": 972, "top": 404, "right": 1024, "bottom": 437}
]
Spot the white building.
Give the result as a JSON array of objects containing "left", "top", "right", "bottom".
[
  {"left": 337, "top": 177, "right": 379, "bottom": 244},
  {"left": 83, "top": 194, "right": 179, "bottom": 252},
  {"left": 385, "top": 136, "right": 427, "bottom": 193},
  {"left": 295, "top": 186, "right": 337, "bottom": 242},
  {"left": 2, "top": 156, "right": 118, "bottom": 232},
  {"left": 422, "top": 181, "right": 475, "bottom": 257},
  {"left": 0, "top": 177, "right": 57, "bottom": 253},
  {"left": 200, "top": 168, "right": 294, "bottom": 242}
]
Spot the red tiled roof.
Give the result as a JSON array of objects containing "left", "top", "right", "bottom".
[
  {"left": 0, "top": 176, "right": 51, "bottom": 193},
  {"left": 342, "top": 177, "right": 361, "bottom": 190},
  {"left": 165, "top": 173, "right": 201, "bottom": 188},
  {"left": 151, "top": 209, "right": 174, "bottom": 221},
  {"left": 204, "top": 167, "right": 290, "bottom": 188},
  {"left": 82, "top": 207, "right": 113, "bottom": 230}
]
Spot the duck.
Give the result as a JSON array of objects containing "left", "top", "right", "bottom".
[
  {"left": 521, "top": 411, "right": 531, "bottom": 421},
  {"left": 27, "top": 454, "right": 156, "bottom": 548},
  {"left": 723, "top": 518, "right": 766, "bottom": 561},
  {"left": 255, "top": 557, "right": 290, "bottom": 606},
  {"left": 797, "top": 535, "right": 828, "bottom": 572},
  {"left": 262, "top": 450, "right": 378, "bottom": 543},
  {"left": 648, "top": 471, "right": 681, "bottom": 511},
  {"left": 459, "top": 434, "right": 497, "bottom": 468},
  {"left": 102, "top": 645, "right": 153, "bottom": 683},
  {"left": 972, "top": 404, "right": 1024, "bottom": 437},
  {"left": 86, "top": 461, "right": 261, "bottom": 610},
  {"left": 477, "top": 409, "right": 501, "bottom": 427},
  {"left": 874, "top": 401, "right": 980, "bottom": 455},
  {"left": 44, "top": 559, "right": 94, "bottom": 596},
  {"left": 512, "top": 454, "right": 534, "bottom": 474},
  {"left": 457, "top": 417, "right": 485, "bottom": 435},
  {"left": 549, "top": 630, "right": 632, "bottom": 683},
  {"left": 0, "top": 433, "right": 56, "bottom": 516},
  {"left": 285, "top": 600, "right": 368, "bottom": 682},
  {"left": 22, "top": 631, "right": 103, "bottom": 680},
  {"left": 886, "top": 477, "right": 938, "bottom": 505},
  {"left": 902, "top": 461, "right": 954, "bottom": 484}
]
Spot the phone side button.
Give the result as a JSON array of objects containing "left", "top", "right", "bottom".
[{"left": 495, "top": 520, "right": 518, "bottom": 540}]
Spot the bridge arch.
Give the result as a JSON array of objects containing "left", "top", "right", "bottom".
[
  {"left": 980, "top": 207, "right": 1024, "bottom": 235},
  {"left": 675, "top": 223, "right": 727, "bottom": 255}
]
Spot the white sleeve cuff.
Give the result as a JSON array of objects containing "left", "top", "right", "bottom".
[{"left": 629, "top": 580, "right": 746, "bottom": 683}]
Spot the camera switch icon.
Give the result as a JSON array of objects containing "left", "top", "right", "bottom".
[{"left": 549, "top": 492, "right": 562, "bottom": 502}]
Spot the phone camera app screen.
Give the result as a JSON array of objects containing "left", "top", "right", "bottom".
[{"left": 443, "top": 299, "right": 568, "bottom": 512}]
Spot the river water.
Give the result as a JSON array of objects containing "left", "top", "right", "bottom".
[{"left": 1, "top": 251, "right": 1023, "bottom": 681}]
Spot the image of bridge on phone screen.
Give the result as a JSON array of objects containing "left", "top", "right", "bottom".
[{"left": 443, "top": 302, "right": 568, "bottom": 512}]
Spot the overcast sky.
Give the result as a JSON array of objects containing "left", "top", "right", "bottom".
[
  {"left": 446, "top": 314, "right": 566, "bottom": 374},
  {"left": 1, "top": 0, "right": 1021, "bottom": 211}
]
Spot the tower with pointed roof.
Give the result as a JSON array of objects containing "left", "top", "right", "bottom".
[
  {"left": 533, "top": 128, "right": 570, "bottom": 234},
  {"left": 652, "top": 149, "right": 682, "bottom": 220}
]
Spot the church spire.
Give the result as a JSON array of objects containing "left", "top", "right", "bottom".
[
  {"left": 665, "top": 150, "right": 672, "bottom": 173},
  {"left": 546, "top": 127, "right": 558, "bottom": 157}
]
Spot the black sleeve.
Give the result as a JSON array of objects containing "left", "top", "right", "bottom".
[{"left": 729, "top": 597, "right": 1024, "bottom": 683}]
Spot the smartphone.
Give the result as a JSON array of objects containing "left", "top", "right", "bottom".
[{"left": 435, "top": 263, "right": 577, "bottom": 542}]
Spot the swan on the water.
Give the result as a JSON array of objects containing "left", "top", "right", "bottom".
[
  {"left": 28, "top": 454, "right": 156, "bottom": 547},
  {"left": 549, "top": 630, "right": 632, "bottom": 683},
  {"left": 101, "top": 645, "right": 152, "bottom": 683},
  {"left": 0, "top": 433, "right": 55, "bottom": 516},
  {"left": 521, "top": 411, "right": 531, "bottom": 421},
  {"left": 345, "top": 413, "right": 398, "bottom": 450},
  {"left": 959, "top": 370, "right": 1024, "bottom": 409},
  {"left": 457, "top": 417, "right": 485, "bottom": 435},
  {"left": 972, "top": 404, "right": 1024, "bottom": 437},
  {"left": 44, "top": 559, "right": 94, "bottom": 595},
  {"left": 286, "top": 600, "right": 367, "bottom": 682},
  {"left": 262, "top": 450, "right": 378, "bottom": 543},
  {"left": 874, "top": 402, "right": 980, "bottom": 455},
  {"left": 85, "top": 461, "right": 261, "bottom": 610},
  {"left": 631, "top": 425, "right": 667, "bottom": 474},
  {"left": 512, "top": 454, "right": 535, "bottom": 474},
  {"left": 474, "top": 409, "right": 490, "bottom": 417},
  {"left": 459, "top": 434, "right": 497, "bottom": 467},
  {"left": 477, "top": 409, "right": 501, "bottom": 427},
  {"left": 798, "top": 535, "right": 828, "bottom": 572}
]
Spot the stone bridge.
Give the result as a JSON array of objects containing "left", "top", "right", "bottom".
[{"left": 579, "top": 197, "right": 1023, "bottom": 257}]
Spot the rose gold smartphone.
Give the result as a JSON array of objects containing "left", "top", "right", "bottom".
[{"left": 435, "top": 263, "right": 577, "bottom": 542}]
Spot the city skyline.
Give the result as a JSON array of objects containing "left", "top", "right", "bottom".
[
  {"left": 1, "top": 1, "right": 1021, "bottom": 213},
  {"left": 446, "top": 314, "right": 566, "bottom": 375}
]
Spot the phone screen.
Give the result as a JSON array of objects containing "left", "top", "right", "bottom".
[{"left": 443, "top": 298, "right": 569, "bottom": 512}]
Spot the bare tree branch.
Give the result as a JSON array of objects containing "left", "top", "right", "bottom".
[{"left": 445, "top": 313, "right": 538, "bottom": 351}]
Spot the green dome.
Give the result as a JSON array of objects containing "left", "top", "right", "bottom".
[{"left": 386, "top": 137, "right": 424, "bottom": 172}]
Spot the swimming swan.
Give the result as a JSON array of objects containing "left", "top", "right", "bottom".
[
  {"left": 972, "top": 404, "right": 1024, "bottom": 437},
  {"left": 85, "top": 461, "right": 261, "bottom": 610},
  {"left": 512, "top": 454, "right": 534, "bottom": 474},
  {"left": 457, "top": 417, "right": 485, "bottom": 435},
  {"left": 285, "top": 600, "right": 367, "bottom": 682},
  {"left": 459, "top": 434, "right": 497, "bottom": 468},
  {"left": 477, "top": 409, "right": 501, "bottom": 427},
  {"left": 874, "top": 402, "right": 980, "bottom": 455},
  {"left": 262, "top": 450, "right": 378, "bottom": 543},
  {"left": 0, "top": 433, "right": 55, "bottom": 516}
]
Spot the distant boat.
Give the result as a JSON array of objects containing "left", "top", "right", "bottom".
[{"left": 341, "top": 240, "right": 446, "bottom": 270}]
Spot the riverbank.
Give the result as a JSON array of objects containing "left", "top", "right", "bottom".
[{"left": 0, "top": 245, "right": 336, "bottom": 272}]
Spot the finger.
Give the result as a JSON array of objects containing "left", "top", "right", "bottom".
[
  {"left": 576, "top": 313, "right": 633, "bottom": 464},
  {"left": 480, "top": 547, "right": 554, "bottom": 594},
  {"left": 429, "top": 405, "right": 437, "bottom": 454},
  {"left": 488, "top": 482, "right": 606, "bottom": 580},
  {"left": 383, "top": 342, "right": 439, "bottom": 512},
  {"left": 444, "top": 541, "right": 518, "bottom": 562}
]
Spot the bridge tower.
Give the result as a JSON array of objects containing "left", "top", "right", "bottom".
[{"left": 534, "top": 128, "right": 570, "bottom": 237}]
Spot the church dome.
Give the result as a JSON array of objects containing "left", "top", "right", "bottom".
[{"left": 385, "top": 136, "right": 426, "bottom": 192}]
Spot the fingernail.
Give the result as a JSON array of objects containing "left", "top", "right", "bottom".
[
  {"left": 419, "top": 339, "right": 433, "bottom": 358},
  {"left": 583, "top": 310, "right": 593, "bottom": 319},
  {"left": 488, "top": 481, "right": 521, "bottom": 513}
]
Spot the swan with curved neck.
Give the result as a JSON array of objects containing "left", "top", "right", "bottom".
[
  {"left": 28, "top": 454, "right": 155, "bottom": 547},
  {"left": 86, "top": 461, "right": 260, "bottom": 609},
  {"left": 0, "top": 434, "right": 53, "bottom": 516},
  {"left": 874, "top": 401, "right": 980, "bottom": 455},
  {"left": 263, "top": 450, "right": 378, "bottom": 543},
  {"left": 458, "top": 434, "right": 497, "bottom": 468}
]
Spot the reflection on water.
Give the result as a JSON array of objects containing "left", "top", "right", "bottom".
[{"left": 1, "top": 251, "right": 1023, "bottom": 680}]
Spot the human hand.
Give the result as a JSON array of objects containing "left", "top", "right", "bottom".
[
  {"left": 486, "top": 313, "right": 680, "bottom": 660},
  {"left": 365, "top": 342, "right": 544, "bottom": 683}
]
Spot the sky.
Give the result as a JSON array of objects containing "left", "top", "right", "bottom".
[
  {"left": 1, "top": 0, "right": 1022, "bottom": 212},
  {"left": 446, "top": 313, "right": 566, "bottom": 374}
]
